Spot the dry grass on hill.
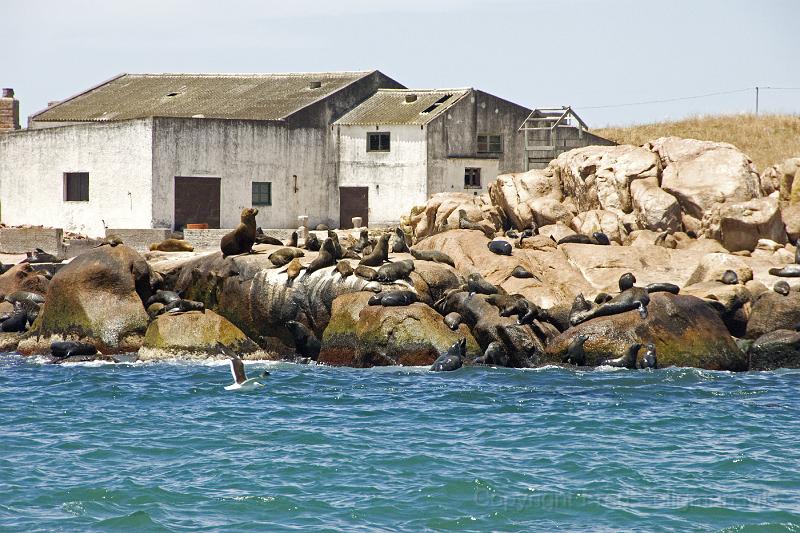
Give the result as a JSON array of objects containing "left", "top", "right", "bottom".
[{"left": 593, "top": 114, "right": 800, "bottom": 173}]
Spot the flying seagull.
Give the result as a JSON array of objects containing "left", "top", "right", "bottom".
[{"left": 217, "top": 343, "right": 270, "bottom": 391}]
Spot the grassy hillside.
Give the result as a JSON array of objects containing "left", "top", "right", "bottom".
[{"left": 593, "top": 114, "right": 800, "bottom": 172}]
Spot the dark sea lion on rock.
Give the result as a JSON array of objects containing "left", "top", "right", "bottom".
[
  {"left": 511, "top": 265, "right": 538, "bottom": 280},
  {"left": 570, "top": 273, "right": 650, "bottom": 326},
  {"left": 5, "top": 291, "right": 45, "bottom": 305},
  {"left": 286, "top": 258, "right": 305, "bottom": 286},
  {"left": 0, "top": 302, "right": 29, "bottom": 332},
  {"left": 774, "top": 280, "right": 791, "bottom": 296},
  {"left": 645, "top": 282, "right": 680, "bottom": 295},
  {"left": 255, "top": 227, "right": 283, "bottom": 246},
  {"left": 431, "top": 338, "right": 466, "bottom": 371},
  {"left": 458, "top": 209, "right": 494, "bottom": 238},
  {"left": 467, "top": 272, "right": 499, "bottom": 296},
  {"left": 335, "top": 260, "right": 354, "bottom": 280},
  {"left": 601, "top": 342, "right": 641, "bottom": 369},
  {"left": 221, "top": 207, "right": 258, "bottom": 257},
  {"left": 149, "top": 239, "right": 194, "bottom": 252},
  {"left": 286, "top": 231, "right": 299, "bottom": 248},
  {"left": 304, "top": 233, "right": 321, "bottom": 251},
  {"left": 145, "top": 290, "right": 181, "bottom": 308},
  {"left": 557, "top": 234, "right": 593, "bottom": 245},
  {"left": 155, "top": 299, "right": 205, "bottom": 316},
  {"left": 721, "top": 270, "right": 739, "bottom": 285},
  {"left": 340, "top": 248, "right": 362, "bottom": 260},
  {"left": 473, "top": 341, "right": 509, "bottom": 367},
  {"left": 354, "top": 265, "right": 379, "bottom": 281},
  {"left": 359, "top": 233, "right": 390, "bottom": 267},
  {"left": 619, "top": 273, "right": 636, "bottom": 291},
  {"left": 22, "top": 248, "right": 62, "bottom": 263},
  {"left": 285, "top": 320, "right": 321, "bottom": 361},
  {"left": 409, "top": 248, "right": 455, "bottom": 267},
  {"left": 376, "top": 259, "right": 415, "bottom": 283},
  {"left": 327, "top": 230, "right": 343, "bottom": 259},
  {"left": 505, "top": 229, "right": 519, "bottom": 239},
  {"left": 391, "top": 227, "right": 410, "bottom": 254},
  {"left": 50, "top": 341, "right": 97, "bottom": 359},
  {"left": 487, "top": 240, "right": 513, "bottom": 256},
  {"left": 592, "top": 232, "right": 611, "bottom": 246},
  {"left": 769, "top": 265, "right": 800, "bottom": 278},
  {"left": 352, "top": 229, "right": 370, "bottom": 253},
  {"left": 444, "top": 312, "right": 462, "bottom": 331},
  {"left": 268, "top": 247, "right": 305, "bottom": 268},
  {"left": 94, "top": 236, "right": 123, "bottom": 248},
  {"left": 569, "top": 293, "right": 592, "bottom": 321},
  {"left": 594, "top": 292, "right": 613, "bottom": 304},
  {"left": 305, "top": 238, "right": 337, "bottom": 276},
  {"left": 562, "top": 334, "right": 589, "bottom": 366},
  {"left": 639, "top": 343, "right": 657, "bottom": 369},
  {"left": 368, "top": 290, "right": 418, "bottom": 307}
]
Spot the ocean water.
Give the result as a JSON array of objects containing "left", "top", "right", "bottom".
[{"left": 1, "top": 355, "right": 800, "bottom": 532}]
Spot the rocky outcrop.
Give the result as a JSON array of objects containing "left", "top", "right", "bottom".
[
  {"left": 709, "top": 196, "right": 786, "bottom": 251},
  {"left": 762, "top": 157, "right": 800, "bottom": 203},
  {"left": 138, "top": 309, "right": 264, "bottom": 361},
  {"left": 746, "top": 291, "right": 800, "bottom": 339},
  {"left": 748, "top": 329, "right": 800, "bottom": 370},
  {"left": 18, "top": 245, "right": 155, "bottom": 354},
  {"left": 543, "top": 292, "right": 746, "bottom": 370},
  {"left": 407, "top": 192, "right": 502, "bottom": 242},
  {"left": 487, "top": 170, "right": 570, "bottom": 229},
  {"left": 630, "top": 177, "right": 682, "bottom": 232},
  {"left": 647, "top": 137, "right": 762, "bottom": 221},
  {"left": 0, "top": 263, "right": 49, "bottom": 297},
  {"left": 685, "top": 253, "right": 754, "bottom": 285},
  {"left": 782, "top": 204, "right": 800, "bottom": 242},
  {"left": 570, "top": 210, "right": 627, "bottom": 243}
]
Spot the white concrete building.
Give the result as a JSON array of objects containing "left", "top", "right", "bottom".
[{"left": 0, "top": 71, "right": 608, "bottom": 235}]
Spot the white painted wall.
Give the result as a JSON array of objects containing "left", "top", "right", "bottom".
[
  {"left": 0, "top": 119, "right": 154, "bottom": 237},
  {"left": 440, "top": 157, "right": 499, "bottom": 195},
  {"left": 337, "top": 124, "right": 427, "bottom": 225}
]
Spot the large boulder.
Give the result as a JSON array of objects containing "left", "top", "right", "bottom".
[
  {"left": 549, "top": 144, "right": 659, "bottom": 215},
  {"left": 686, "top": 253, "right": 754, "bottom": 285},
  {"left": 647, "top": 137, "right": 761, "bottom": 221},
  {"left": 681, "top": 281, "right": 752, "bottom": 337},
  {"left": 543, "top": 292, "right": 746, "bottom": 370},
  {"left": 407, "top": 192, "right": 502, "bottom": 242},
  {"left": 630, "top": 177, "right": 682, "bottom": 232},
  {"left": 138, "top": 310, "right": 264, "bottom": 361},
  {"left": 782, "top": 203, "right": 800, "bottom": 242},
  {"left": 487, "top": 170, "right": 572, "bottom": 229},
  {"left": 319, "top": 294, "right": 480, "bottom": 367},
  {"left": 762, "top": 157, "right": 800, "bottom": 203},
  {"left": 570, "top": 210, "right": 627, "bottom": 243},
  {"left": 18, "top": 245, "right": 155, "bottom": 354},
  {"left": 746, "top": 291, "right": 800, "bottom": 339},
  {"left": 749, "top": 329, "right": 800, "bottom": 370},
  {"left": 0, "top": 263, "right": 49, "bottom": 297},
  {"left": 709, "top": 196, "right": 787, "bottom": 251}
]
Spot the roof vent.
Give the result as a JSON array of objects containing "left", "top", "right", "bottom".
[
  {"left": 2, "top": 88, "right": 14, "bottom": 98},
  {"left": 166, "top": 92, "right": 179, "bottom": 97},
  {"left": 405, "top": 94, "right": 418, "bottom": 103},
  {"left": 309, "top": 81, "right": 322, "bottom": 89}
]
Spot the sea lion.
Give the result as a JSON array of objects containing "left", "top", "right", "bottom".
[
  {"left": 721, "top": 270, "right": 739, "bottom": 285},
  {"left": 359, "top": 233, "right": 390, "bottom": 267},
  {"left": 458, "top": 209, "right": 494, "bottom": 238},
  {"left": 335, "top": 260, "right": 354, "bottom": 280},
  {"left": 557, "top": 234, "right": 593, "bottom": 245},
  {"left": 487, "top": 240, "right": 513, "bottom": 256},
  {"left": 517, "top": 227, "right": 536, "bottom": 248},
  {"left": 594, "top": 292, "right": 613, "bottom": 304},
  {"left": 50, "top": 341, "right": 97, "bottom": 359},
  {"left": 316, "top": 224, "right": 329, "bottom": 231},
  {"left": 94, "top": 236, "right": 123, "bottom": 248},
  {"left": 570, "top": 273, "right": 650, "bottom": 326},
  {"left": 340, "top": 248, "right": 362, "bottom": 260},
  {"left": 326, "top": 230, "right": 344, "bottom": 259},
  {"left": 511, "top": 266, "right": 537, "bottom": 279},
  {"left": 286, "top": 231, "right": 299, "bottom": 248},
  {"left": 376, "top": 259, "right": 415, "bottom": 283},
  {"left": 268, "top": 247, "right": 305, "bottom": 268},
  {"left": 562, "top": 334, "right": 589, "bottom": 366},
  {"left": 304, "top": 233, "right": 321, "bottom": 251},
  {"left": 154, "top": 299, "right": 205, "bottom": 316},
  {"left": 409, "top": 248, "right": 455, "bottom": 267},
  {"left": 21, "top": 248, "right": 62, "bottom": 263},
  {"left": 220, "top": 208, "right": 258, "bottom": 257},
  {"left": 488, "top": 293, "right": 527, "bottom": 316},
  {"left": 774, "top": 280, "right": 791, "bottom": 296},
  {"left": 255, "top": 227, "right": 283, "bottom": 246},
  {"left": 473, "top": 341, "right": 508, "bottom": 366},
  {"left": 305, "top": 238, "right": 337, "bottom": 276},
  {"left": 591, "top": 232, "right": 611, "bottom": 246},
  {"left": 391, "top": 227, "right": 410, "bottom": 253},
  {"left": 645, "top": 282, "right": 680, "bottom": 295},
  {"left": 354, "top": 265, "right": 379, "bottom": 281},
  {"left": 285, "top": 320, "right": 321, "bottom": 361},
  {"left": 569, "top": 293, "right": 593, "bottom": 320},
  {"left": 145, "top": 290, "right": 181, "bottom": 308},
  {"left": 286, "top": 258, "right": 305, "bottom": 286},
  {"left": 619, "top": 273, "right": 636, "bottom": 291},
  {"left": 5, "top": 291, "right": 45, "bottom": 305},
  {"left": 430, "top": 338, "right": 466, "bottom": 371},
  {"left": 0, "top": 302, "right": 29, "bottom": 332},
  {"left": 467, "top": 272, "right": 498, "bottom": 296},
  {"left": 149, "top": 239, "right": 194, "bottom": 252},
  {"left": 505, "top": 229, "right": 519, "bottom": 239},
  {"left": 368, "top": 290, "right": 418, "bottom": 307},
  {"left": 352, "top": 229, "right": 370, "bottom": 253},
  {"left": 769, "top": 265, "right": 800, "bottom": 278},
  {"left": 639, "top": 343, "right": 657, "bottom": 369},
  {"left": 601, "top": 342, "right": 641, "bottom": 369},
  {"left": 444, "top": 312, "right": 462, "bottom": 331}
]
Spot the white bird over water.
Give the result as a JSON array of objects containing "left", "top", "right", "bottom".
[{"left": 217, "top": 343, "right": 270, "bottom": 391}]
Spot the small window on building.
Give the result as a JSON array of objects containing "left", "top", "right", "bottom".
[
  {"left": 477, "top": 134, "right": 503, "bottom": 153},
  {"left": 367, "top": 132, "right": 390, "bottom": 152},
  {"left": 64, "top": 172, "right": 89, "bottom": 201},
  {"left": 464, "top": 168, "right": 481, "bottom": 189},
  {"left": 252, "top": 181, "right": 272, "bottom": 206}
]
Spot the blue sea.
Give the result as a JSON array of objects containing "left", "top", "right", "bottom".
[{"left": 1, "top": 354, "right": 800, "bottom": 532}]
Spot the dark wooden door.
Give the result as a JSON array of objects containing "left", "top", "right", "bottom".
[
  {"left": 174, "top": 176, "right": 221, "bottom": 230},
  {"left": 339, "top": 186, "right": 369, "bottom": 229}
]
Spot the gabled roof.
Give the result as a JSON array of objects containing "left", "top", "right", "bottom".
[
  {"left": 31, "top": 71, "right": 384, "bottom": 123},
  {"left": 334, "top": 89, "right": 471, "bottom": 126}
]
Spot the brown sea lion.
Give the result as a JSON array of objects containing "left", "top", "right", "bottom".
[
  {"left": 94, "top": 236, "right": 123, "bottom": 248},
  {"left": 285, "top": 257, "right": 305, "bottom": 286},
  {"left": 359, "top": 233, "right": 390, "bottom": 267},
  {"left": 149, "top": 239, "right": 194, "bottom": 252},
  {"left": 376, "top": 259, "right": 414, "bottom": 282},
  {"left": 391, "top": 227, "right": 410, "bottom": 253},
  {"left": 287, "top": 231, "right": 299, "bottom": 248},
  {"left": 409, "top": 248, "right": 455, "bottom": 267},
  {"left": 220, "top": 208, "right": 258, "bottom": 257},
  {"left": 355, "top": 265, "right": 378, "bottom": 281},
  {"left": 336, "top": 260, "right": 354, "bottom": 280},
  {"left": 305, "top": 238, "right": 337, "bottom": 276},
  {"left": 268, "top": 247, "right": 304, "bottom": 267}
]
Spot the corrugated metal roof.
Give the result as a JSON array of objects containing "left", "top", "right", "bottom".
[
  {"left": 32, "top": 71, "right": 378, "bottom": 122},
  {"left": 334, "top": 89, "right": 471, "bottom": 126}
]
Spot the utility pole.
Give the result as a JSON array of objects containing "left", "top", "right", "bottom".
[{"left": 755, "top": 86, "right": 759, "bottom": 115}]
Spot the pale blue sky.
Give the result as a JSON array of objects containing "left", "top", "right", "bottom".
[{"left": 6, "top": 0, "right": 799, "bottom": 127}]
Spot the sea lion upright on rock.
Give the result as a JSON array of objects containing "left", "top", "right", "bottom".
[
  {"left": 569, "top": 273, "right": 650, "bottom": 326},
  {"left": 335, "top": 260, "right": 354, "bottom": 280},
  {"left": 562, "top": 334, "right": 588, "bottom": 366},
  {"left": 430, "top": 338, "right": 466, "bottom": 371},
  {"left": 304, "top": 233, "right": 321, "bottom": 251},
  {"left": 359, "top": 233, "right": 390, "bottom": 267},
  {"left": 327, "top": 230, "right": 343, "bottom": 259},
  {"left": 305, "top": 238, "right": 337, "bottom": 276},
  {"left": 391, "top": 227, "right": 410, "bottom": 253},
  {"left": 601, "top": 342, "right": 641, "bottom": 369},
  {"left": 352, "top": 229, "right": 370, "bottom": 253},
  {"left": 221, "top": 208, "right": 258, "bottom": 257}
]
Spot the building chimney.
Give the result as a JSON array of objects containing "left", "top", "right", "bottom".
[
  {"left": 0, "top": 88, "right": 20, "bottom": 132},
  {"left": 309, "top": 81, "right": 322, "bottom": 89},
  {"left": 405, "top": 94, "right": 418, "bottom": 103}
]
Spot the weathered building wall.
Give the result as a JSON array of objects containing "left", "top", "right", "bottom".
[
  {"left": 0, "top": 119, "right": 154, "bottom": 237},
  {"left": 337, "top": 124, "right": 427, "bottom": 225}
]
